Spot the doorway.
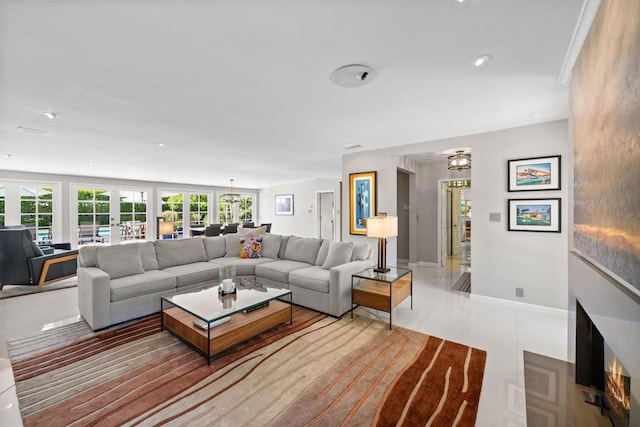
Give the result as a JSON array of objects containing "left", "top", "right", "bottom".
[
  {"left": 317, "top": 191, "right": 335, "bottom": 240},
  {"left": 439, "top": 179, "right": 471, "bottom": 268},
  {"left": 72, "top": 185, "right": 151, "bottom": 247},
  {"left": 397, "top": 170, "right": 410, "bottom": 263}
]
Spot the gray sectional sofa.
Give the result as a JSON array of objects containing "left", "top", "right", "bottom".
[{"left": 77, "top": 233, "right": 373, "bottom": 330}]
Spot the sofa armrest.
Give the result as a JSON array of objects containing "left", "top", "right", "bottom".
[
  {"left": 329, "top": 259, "right": 375, "bottom": 317},
  {"left": 77, "top": 267, "right": 111, "bottom": 330},
  {"left": 28, "top": 250, "right": 78, "bottom": 288}
]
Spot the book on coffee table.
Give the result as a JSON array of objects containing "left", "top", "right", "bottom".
[{"left": 193, "top": 316, "right": 230, "bottom": 330}]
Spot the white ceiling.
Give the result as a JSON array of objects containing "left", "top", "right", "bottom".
[{"left": 0, "top": 0, "right": 584, "bottom": 189}]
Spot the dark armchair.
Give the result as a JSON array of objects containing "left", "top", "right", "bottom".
[{"left": 0, "top": 228, "right": 78, "bottom": 290}]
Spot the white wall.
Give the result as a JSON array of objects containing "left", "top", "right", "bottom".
[
  {"left": 258, "top": 178, "right": 341, "bottom": 239},
  {"left": 342, "top": 120, "right": 570, "bottom": 309}
]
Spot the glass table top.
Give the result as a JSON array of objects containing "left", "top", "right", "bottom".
[
  {"left": 162, "top": 279, "right": 291, "bottom": 323},
  {"left": 352, "top": 266, "right": 412, "bottom": 283}
]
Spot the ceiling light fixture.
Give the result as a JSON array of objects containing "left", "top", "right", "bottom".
[
  {"left": 342, "top": 144, "right": 363, "bottom": 150},
  {"left": 42, "top": 112, "right": 58, "bottom": 120},
  {"left": 447, "top": 150, "right": 471, "bottom": 171},
  {"left": 3, "top": 154, "right": 11, "bottom": 159},
  {"left": 530, "top": 112, "right": 541, "bottom": 117},
  {"left": 158, "top": 143, "right": 166, "bottom": 147},
  {"left": 331, "top": 64, "right": 376, "bottom": 88},
  {"left": 473, "top": 55, "right": 491, "bottom": 67},
  {"left": 17, "top": 126, "right": 49, "bottom": 135},
  {"left": 222, "top": 179, "right": 241, "bottom": 204}
]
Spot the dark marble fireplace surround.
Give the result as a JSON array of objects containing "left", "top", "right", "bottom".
[{"left": 569, "top": 252, "right": 639, "bottom": 426}]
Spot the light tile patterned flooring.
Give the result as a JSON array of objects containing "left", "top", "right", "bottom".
[{"left": 0, "top": 256, "right": 569, "bottom": 426}]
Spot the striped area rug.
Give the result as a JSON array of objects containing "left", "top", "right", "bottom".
[{"left": 9, "top": 307, "right": 486, "bottom": 426}]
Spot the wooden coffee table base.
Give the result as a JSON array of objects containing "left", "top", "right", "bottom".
[{"left": 162, "top": 300, "right": 291, "bottom": 364}]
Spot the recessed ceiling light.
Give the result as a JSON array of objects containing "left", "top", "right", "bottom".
[
  {"left": 42, "top": 112, "right": 58, "bottom": 120},
  {"left": 3, "top": 154, "right": 11, "bottom": 159},
  {"left": 530, "top": 112, "right": 541, "bottom": 117},
  {"left": 453, "top": 0, "right": 466, "bottom": 3},
  {"left": 158, "top": 143, "right": 166, "bottom": 147},
  {"left": 473, "top": 55, "right": 491, "bottom": 67},
  {"left": 17, "top": 126, "right": 49, "bottom": 135},
  {"left": 87, "top": 161, "right": 94, "bottom": 166}
]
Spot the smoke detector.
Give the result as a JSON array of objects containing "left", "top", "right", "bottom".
[{"left": 331, "top": 64, "right": 376, "bottom": 88}]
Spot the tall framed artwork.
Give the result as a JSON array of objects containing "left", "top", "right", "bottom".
[
  {"left": 349, "top": 171, "right": 376, "bottom": 235},
  {"left": 508, "top": 155, "right": 561, "bottom": 192}
]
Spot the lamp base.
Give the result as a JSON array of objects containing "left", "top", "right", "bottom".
[{"left": 373, "top": 267, "right": 391, "bottom": 273}]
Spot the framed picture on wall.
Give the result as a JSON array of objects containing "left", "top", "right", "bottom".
[
  {"left": 508, "top": 155, "right": 561, "bottom": 192},
  {"left": 508, "top": 198, "right": 561, "bottom": 232},
  {"left": 349, "top": 171, "right": 377, "bottom": 235},
  {"left": 275, "top": 194, "right": 294, "bottom": 215}
]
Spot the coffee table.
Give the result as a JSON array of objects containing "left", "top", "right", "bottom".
[{"left": 161, "top": 280, "right": 292, "bottom": 364}]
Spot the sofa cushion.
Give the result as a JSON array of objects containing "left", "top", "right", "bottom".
[
  {"left": 278, "top": 235, "right": 289, "bottom": 259},
  {"left": 351, "top": 242, "right": 370, "bottom": 261},
  {"left": 155, "top": 238, "right": 207, "bottom": 269},
  {"left": 255, "top": 260, "right": 311, "bottom": 284},
  {"left": 283, "top": 236, "right": 322, "bottom": 265},
  {"left": 211, "top": 257, "right": 275, "bottom": 276},
  {"left": 225, "top": 233, "right": 249, "bottom": 257},
  {"left": 260, "top": 233, "right": 282, "bottom": 259},
  {"left": 110, "top": 270, "right": 177, "bottom": 302},
  {"left": 322, "top": 241, "right": 354, "bottom": 270},
  {"left": 162, "top": 262, "right": 219, "bottom": 287},
  {"left": 237, "top": 225, "right": 268, "bottom": 236},
  {"left": 78, "top": 245, "right": 98, "bottom": 268},
  {"left": 240, "top": 236, "right": 262, "bottom": 258},
  {"left": 289, "top": 266, "right": 331, "bottom": 293},
  {"left": 140, "top": 241, "right": 159, "bottom": 271},
  {"left": 203, "top": 236, "right": 226, "bottom": 259},
  {"left": 97, "top": 244, "right": 144, "bottom": 279},
  {"left": 315, "top": 239, "right": 330, "bottom": 266}
]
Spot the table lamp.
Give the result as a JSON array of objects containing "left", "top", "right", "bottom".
[
  {"left": 157, "top": 218, "right": 174, "bottom": 239},
  {"left": 366, "top": 212, "right": 398, "bottom": 273}
]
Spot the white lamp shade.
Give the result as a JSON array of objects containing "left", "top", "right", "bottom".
[
  {"left": 159, "top": 221, "right": 174, "bottom": 235},
  {"left": 366, "top": 216, "right": 398, "bottom": 238}
]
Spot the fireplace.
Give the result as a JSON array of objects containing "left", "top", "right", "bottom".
[{"left": 576, "top": 300, "right": 631, "bottom": 426}]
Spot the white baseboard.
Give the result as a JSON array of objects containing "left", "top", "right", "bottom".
[{"left": 411, "top": 261, "right": 440, "bottom": 268}]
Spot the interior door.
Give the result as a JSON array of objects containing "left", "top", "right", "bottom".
[
  {"left": 451, "top": 187, "right": 462, "bottom": 256},
  {"left": 440, "top": 183, "right": 448, "bottom": 267},
  {"left": 317, "top": 191, "right": 335, "bottom": 240}
]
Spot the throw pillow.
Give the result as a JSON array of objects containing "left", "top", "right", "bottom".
[
  {"left": 260, "top": 233, "right": 282, "bottom": 259},
  {"left": 96, "top": 244, "right": 144, "bottom": 279},
  {"left": 351, "top": 242, "right": 370, "bottom": 261},
  {"left": 239, "top": 237, "right": 262, "bottom": 259},
  {"left": 322, "top": 241, "right": 354, "bottom": 270}
]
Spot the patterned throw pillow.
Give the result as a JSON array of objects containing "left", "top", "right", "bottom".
[{"left": 239, "top": 237, "right": 262, "bottom": 259}]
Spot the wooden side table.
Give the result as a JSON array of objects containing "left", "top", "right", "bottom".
[{"left": 351, "top": 267, "right": 412, "bottom": 329}]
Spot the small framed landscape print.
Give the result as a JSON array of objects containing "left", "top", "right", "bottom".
[
  {"left": 275, "top": 194, "right": 294, "bottom": 215},
  {"left": 508, "top": 198, "right": 561, "bottom": 232},
  {"left": 349, "top": 171, "right": 377, "bottom": 235},
  {"left": 508, "top": 155, "right": 561, "bottom": 192}
]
